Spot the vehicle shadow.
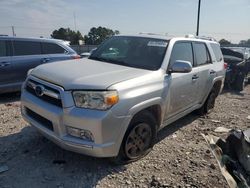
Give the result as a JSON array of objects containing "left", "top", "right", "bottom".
[
  {"left": 0, "top": 92, "right": 20, "bottom": 104},
  {"left": 157, "top": 113, "right": 199, "bottom": 143},
  {"left": 0, "top": 126, "right": 126, "bottom": 188}
]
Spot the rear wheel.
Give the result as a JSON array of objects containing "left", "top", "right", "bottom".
[
  {"left": 111, "top": 111, "right": 157, "bottom": 164},
  {"left": 196, "top": 90, "right": 217, "bottom": 115}
]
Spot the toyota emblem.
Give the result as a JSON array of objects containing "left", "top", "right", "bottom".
[{"left": 35, "top": 85, "right": 45, "bottom": 97}]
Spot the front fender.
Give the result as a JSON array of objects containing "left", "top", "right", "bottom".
[{"left": 127, "top": 97, "right": 162, "bottom": 117}]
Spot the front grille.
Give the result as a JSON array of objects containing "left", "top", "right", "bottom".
[
  {"left": 26, "top": 108, "right": 54, "bottom": 131},
  {"left": 26, "top": 79, "right": 63, "bottom": 108}
]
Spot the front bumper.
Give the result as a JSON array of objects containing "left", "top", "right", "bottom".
[{"left": 21, "top": 77, "right": 130, "bottom": 158}]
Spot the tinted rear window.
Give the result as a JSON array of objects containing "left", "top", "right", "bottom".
[
  {"left": 42, "top": 42, "right": 66, "bottom": 54},
  {"left": 0, "top": 41, "right": 7, "bottom": 57},
  {"left": 211, "top": 43, "right": 223, "bottom": 62},
  {"left": 13, "top": 41, "right": 42, "bottom": 56}
]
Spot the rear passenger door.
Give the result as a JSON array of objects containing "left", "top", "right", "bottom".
[
  {"left": 165, "top": 42, "right": 200, "bottom": 119},
  {"left": 0, "top": 39, "right": 12, "bottom": 86},
  {"left": 11, "top": 40, "right": 49, "bottom": 84},
  {"left": 192, "top": 42, "right": 215, "bottom": 103},
  {"left": 42, "top": 42, "right": 70, "bottom": 62}
]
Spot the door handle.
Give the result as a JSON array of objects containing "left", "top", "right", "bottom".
[
  {"left": 41, "top": 58, "right": 50, "bottom": 63},
  {"left": 192, "top": 75, "right": 199, "bottom": 80},
  {"left": 210, "top": 70, "right": 216, "bottom": 75},
  {"left": 0, "top": 62, "right": 10, "bottom": 67}
]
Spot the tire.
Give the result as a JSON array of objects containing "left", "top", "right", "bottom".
[
  {"left": 111, "top": 111, "right": 157, "bottom": 165},
  {"left": 196, "top": 90, "right": 217, "bottom": 115},
  {"left": 233, "top": 73, "right": 245, "bottom": 91}
]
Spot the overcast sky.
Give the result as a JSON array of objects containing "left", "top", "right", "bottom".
[{"left": 0, "top": 0, "right": 249, "bottom": 43}]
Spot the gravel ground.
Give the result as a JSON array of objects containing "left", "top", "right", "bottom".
[{"left": 0, "top": 86, "right": 250, "bottom": 188}]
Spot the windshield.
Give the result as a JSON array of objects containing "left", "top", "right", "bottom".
[{"left": 89, "top": 36, "right": 168, "bottom": 70}]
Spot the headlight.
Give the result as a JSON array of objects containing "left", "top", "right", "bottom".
[{"left": 72, "top": 90, "right": 119, "bottom": 110}]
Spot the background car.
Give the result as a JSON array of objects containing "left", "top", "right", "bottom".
[
  {"left": 0, "top": 36, "right": 80, "bottom": 94},
  {"left": 221, "top": 47, "right": 250, "bottom": 91}
]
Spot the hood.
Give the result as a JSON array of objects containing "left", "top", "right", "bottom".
[{"left": 31, "top": 59, "right": 150, "bottom": 90}]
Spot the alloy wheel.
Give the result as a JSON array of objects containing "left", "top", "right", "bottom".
[{"left": 125, "top": 123, "right": 152, "bottom": 159}]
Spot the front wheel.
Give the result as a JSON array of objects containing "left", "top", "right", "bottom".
[{"left": 111, "top": 111, "right": 157, "bottom": 164}]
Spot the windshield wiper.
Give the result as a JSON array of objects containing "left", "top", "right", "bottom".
[
  {"left": 106, "top": 59, "right": 129, "bottom": 66},
  {"left": 89, "top": 56, "right": 129, "bottom": 66},
  {"left": 89, "top": 56, "right": 108, "bottom": 62}
]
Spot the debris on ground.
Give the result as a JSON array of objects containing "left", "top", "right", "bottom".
[
  {"left": 203, "top": 128, "right": 250, "bottom": 188},
  {"left": 214, "top": 127, "right": 232, "bottom": 133},
  {"left": 211, "top": 119, "right": 221, "bottom": 123}
]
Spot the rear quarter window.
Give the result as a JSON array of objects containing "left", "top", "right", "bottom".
[
  {"left": 42, "top": 42, "right": 66, "bottom": 54},
  {"left": 211, "top": 43, "right": 223, "bottom": 62},
  {"left": 13, "top": 41, "right": 42, "bottom": 56}
]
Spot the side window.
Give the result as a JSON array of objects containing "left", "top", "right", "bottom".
[
  {"left": 0, "top": 41, "right": 7, "bottom": 57},
  {"left": 210, "top": 43, "right": 223, "bottom": 62},
  {"left": 193, "top": 43, "right": 211, "bottom": 66},
  {"left": 169, "top": 42, "right": 193, "bottom": 67},
  {"left": 13, "top": 41, "right": 42, "bottom": 56},
  {"left": 42, "top": 43, "right": 66, "bottom": 54}
]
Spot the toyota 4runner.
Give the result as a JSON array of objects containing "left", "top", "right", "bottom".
[{"left": 21, "top": 34, "right": 225, "bottom": 163}]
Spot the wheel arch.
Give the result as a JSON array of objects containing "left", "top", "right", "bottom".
[{"left": 127, "top": 98, "right": 162, "bottom": 130}]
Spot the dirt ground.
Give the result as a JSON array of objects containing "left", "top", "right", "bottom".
[{"left": 0, "top": 86, "right": 250, "bottom": 188}]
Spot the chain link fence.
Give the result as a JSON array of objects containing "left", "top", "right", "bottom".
[{"left": 70, "top": 45, "right": 98, "bottom": 54}]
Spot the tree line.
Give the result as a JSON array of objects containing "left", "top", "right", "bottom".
[
  {"left": 51, "top": 27, "right": 250, "bottom": 47},
  {"left": 219, "top": 38, "right": 250, "bottom": 47},
  {"left": 51, "top": 27, "right": 119, "bottom": 45}
]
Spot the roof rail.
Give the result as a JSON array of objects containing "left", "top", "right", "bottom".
[
  {"left": 139, "top": 32, "right": 167, "bottom": 36},
  {"left": 185, "top": 34, "right": 217, "bottom": 41},
  {"left": 196, "top": 36, "right": 217, "bottom": 41}
]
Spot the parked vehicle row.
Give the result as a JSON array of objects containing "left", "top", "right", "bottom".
[
  {"left": 0, "top": 36, "right": 79, "bottom": 94},
  {"left": 221, "top": 47, "right": 250, "bottom": 91},
  {"left": 20, "top": 34, "right": 226, "bottom": 163}
]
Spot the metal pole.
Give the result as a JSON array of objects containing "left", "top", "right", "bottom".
[
  {"left": 11, "top": 26, "right": 16, "bottom": 36},
  {"left": 73, "top": 12, "right": 77, "bottom": 31},
  {"left": 196, "top": 0, "right": 201, "bottom": 36}
]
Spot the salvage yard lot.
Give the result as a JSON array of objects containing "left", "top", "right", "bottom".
[{"left": 0, "top": 86, "right": 250, "bottom": 188}]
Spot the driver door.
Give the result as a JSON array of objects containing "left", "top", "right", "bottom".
[{"left": 165, "top": 42, "right": 199, "bottom": 120}]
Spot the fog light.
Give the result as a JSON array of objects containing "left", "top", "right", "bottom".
[{"left": 67, "top": 126, "right": 94, "bottom": 142}]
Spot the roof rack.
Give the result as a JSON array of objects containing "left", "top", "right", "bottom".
[
  {"left": 139, "top": 32, "right": 168, "bottom": 36},
  {"left": 196, "top": 36, "right": 217, "bottom": 41},
  {"left": 185, "top": 34, "right": 217, "bottom": 41}
]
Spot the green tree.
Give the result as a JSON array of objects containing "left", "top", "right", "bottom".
[
  {"left": 84, "top": 26, "right": 120, "bottom": 45},
  {"left": 239, "top": 39, "right": 250, "bottom": 46},
  {"left": 219, "top": 39, "right": 231, "bottom": 45},
  {"left": 51, "top": 28, "right": 84, "bottom": 45}
]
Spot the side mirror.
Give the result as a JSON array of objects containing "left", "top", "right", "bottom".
[
  {"left": 90, "top": 48, "right": 97, "bottom": 54},
  {"left": 169, "top": 60, "right": 192, "bottom": 73}
]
